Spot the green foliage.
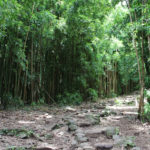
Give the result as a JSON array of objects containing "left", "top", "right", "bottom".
[
  {"left": 144, "top": 103, "right": 150, "bottom": 122},
  {"left": 0, "top": 0, "right": 150, "bottom": 107},
  {"left": 144, "top": 89, "right": 150, "bottom": 101},
  {"left": 124, "top": 136, "right": 135, "bottom": 149},
  {"left": 57, "top": 91, "right": 83, "bottom": 106},
  {"left": 86, "top": 88, "right": 98, "bottom": 102},
  {"left": 37, "top": 98, "right": 45, "bottom": 105},
  {"left": 7, "top": 147, "right": 26, "bottom": 150},
  {"left": 114, "top": 99, "right": 122, "bottom": 106},
  {"left": 30, "top": 98, "right": 45, "bottom": 107},
  {"left": 0, "top": 128, "right": 33, "bottom": 138},
  {"left": 1, "top": 94, "right": 24, "bottom": 109},
  {"left": 143, "top": 90, "right": 150, "bottom": 121},
  {"left": 31, "top": 102, "right": 37, "bottom": 107},
  {"left": 145, "top": 77, "right": 150, "bottom": 88}
]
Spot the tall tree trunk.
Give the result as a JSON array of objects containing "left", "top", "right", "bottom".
[
  {"left": 138, "top": 32, "right": 145, "bottom": 118},
  {"left": 148, "top": 36, "right": 150, "bottom": 54},
  {"left": 125, "top": 0, "right": 145, "bottom": 119}
]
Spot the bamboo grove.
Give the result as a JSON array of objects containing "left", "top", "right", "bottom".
[{"left": 0, "top": 0, "right": 150, "bottom": 113}]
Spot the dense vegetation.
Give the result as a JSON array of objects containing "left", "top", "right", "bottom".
[{"left": 0, "top": 0, "right": 150, "bottom": 116}]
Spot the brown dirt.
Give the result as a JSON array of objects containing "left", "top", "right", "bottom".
[{"left": 0, "top": 92, "right": 150, "bottom": 150}]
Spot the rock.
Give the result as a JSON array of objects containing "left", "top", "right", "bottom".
[
  {"left": 45, "top": 133, "right": 54, "bottom": 140},
  {"left": 18, "top": 133, "right": 28, "bottom": 139},
  {"left": 76, "top": 128, "right": 83, "bottom": 134},
  {"left": 94, "top": 104, "right": 105, "bottom": 109},
  {"left": 82, "top": 110, "right": 88, "bottom": 113},
  {"left": 80, "top": 143, "right": 94, "bottom": 150},
  {"left": 71, "top": 139, "right": 78, "bottom": 145},
  {"left": 108, "top": 100, "right": 115, "bottom": 106},
  {"left": 85, "top": 114, "right": 100, "bottom": 125},
  {"left": 68, "top": 124, "right": 78, "bottom": 132},
  {"left": 35, "top": 143, "right": 58, "bottom": 150},
  {"left": 80, "top": 143, "right": 91, "bottom": 147},
  {"left": 78, "top": 122, "right": 92, "bottom": 127},
  {"left": 65, "top": 106, "right": 76, "bottom": 112},
  {"left": 51, "top": 123, "right": 63, "bottom": 130},
  {"left": 76, "top": 133, "right": 88, "bottom": 143},
  {"left": 100, "top": 109, "right": 116, "bottom": 117},
  {"left": 113, "top": 135, "right": 123, "bottom": 144},
  {"left": 134, "top": 132, "right": 140, "bottom": 136},
  {"left": 124, "top": 136, "right": 135, "bottom": 149},
  {"left": 85, "top": 127, "right": 119, "bottom": 138},
  {"left": 132, "top": 147, "right": 141, "bottom": 150},
  {"left": 63, "top": 116, "right": 76, "bottom": 123},
  {"left": 95, "top": 143, "right": 113, "bottom": 150},
  {"left": 65, "top": 118, "right": 76, "bottom": 125},
  {"left": 70, "top": 139, "right": 78, "bottom": 150},
  {"left": 85, "top": 127, "right": 108, "bottom": 138},
  {"left": 105, "top": 127, "right": 119, "bottom": 138},
  {"left": 85, "top": 128, "right": 105, "bottom": 138},
  {"left": 77, "top": 114, "right": 86, "bottom": 118},
  {"left": 113, "top": 135, "right": 135, "bottom": 148},
  {"left": 82, "top": 146, "right": 94, "bottom": 150},
  {"left": 65, "top": 117, "right": 78, "bottom": 132},
  {"left": 35, "top": 148, "right": 53, "bottom": 150}
]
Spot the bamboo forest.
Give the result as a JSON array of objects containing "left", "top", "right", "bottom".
[{"left": 0, "top": 0, "right": 150, "bottom": 149}]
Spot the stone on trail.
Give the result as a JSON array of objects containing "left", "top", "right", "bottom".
[
  {"left": 131, "top": 147, "right": 141, "bottom": 150},
  {"left": 78, "top": 122, "right": 92, "bottom": 127},
  {"left": 113, "top": 135, "right": 123, "bottom": 144},
  {"left": 80, "top": 142, "right": 95, "bottom": 150},
  {"left": 68, "top": 123, "right": 78, "bottom": 131},
  {"left": 51, "top": 123, "right": 64, "bottom": 130},
  {"left": 65, "top": 106, "right": 76, "bottom": 112},
  {"left": 45, "top": 133, "right": 54, "bottom": 140},
  {"left": 35, "top": 143, "right": 58, "bottom": 150},
  {"left": 85, "top": 128, "right": 103, "bottom": 138},
  {"left": 105, "top": 127, "right": 119, "bottom": 138},
  {"left": 95, "top": 143, "right": 113, "bottom": 150},
  {"left": 100, "top": 109, "right": 116, "bottom": 117},
  {"left": 35, "top": 148, "right": 53, "bottom": 150},
  {"left": 70, "top": 139, "right": 78, "bottom": 150},
  {"left": 85, "top": 114, "right": 100, "bottom": 125},
  {"left": 113, "top": 135, "right": 135, "bottom": 148},
  {"left": 18, "top": 133, "right": 28, "bottom": 139},
  {"left": 75, "top": 133, "right": 88, "bottom": 143},
  {"left": 76, "top": 128, "right": 83, "bottom": 134},
  {"left": 77, "top": 113, "right": 86, "bottom": 118},
  {"left": 65, "top": 117, "right": 78, "bottom": 132},
  {"left": 94, "top": 104, "right": 106, "bottom": 109},
  {"left": 63, "top": 117, "right": 76, "bottom": 124},
  {"left": 124, "top": 137, "right": 135, "bottom": 148},
  {"left": 85, "top": 127, "right": 119, "bottom": 138},
  {"left": 71, "top": 139, "right": 78, "bottom": 146}
]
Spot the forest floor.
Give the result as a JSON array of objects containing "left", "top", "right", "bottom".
[{"left": 0, "top": 92, "right": 150, "bottom": 150}]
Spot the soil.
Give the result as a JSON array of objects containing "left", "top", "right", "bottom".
[{"left": 0, "top": 92, "right": 150, "bottom": 150}]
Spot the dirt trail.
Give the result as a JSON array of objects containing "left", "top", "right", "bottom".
[{"left": 0, "top": 92, "right": 150, "bottom": 150}]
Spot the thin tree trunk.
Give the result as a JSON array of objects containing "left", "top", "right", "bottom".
[
  {"left": 148, "top": 36, "right": 150, "bottom": 54},
  {"left": 138, "top": 31, "right": 145, "bottom": 117},
  {"left": 125, "top": 0, "right": 145, "bottom": 119},
  {"left": 31, "top": 36, "right": 34, "bottom": 103}
]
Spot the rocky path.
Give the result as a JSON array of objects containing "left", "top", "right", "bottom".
[{"left": 0, "top": 92, "right": 150, "bottom": 150}]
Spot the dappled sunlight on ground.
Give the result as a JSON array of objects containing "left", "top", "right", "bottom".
[
  {"left": 18, "top": 120, "right": 35, "bottom": 124},
  {"left": 107, "top": 105, "right": 138, "bottom": 110}
]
